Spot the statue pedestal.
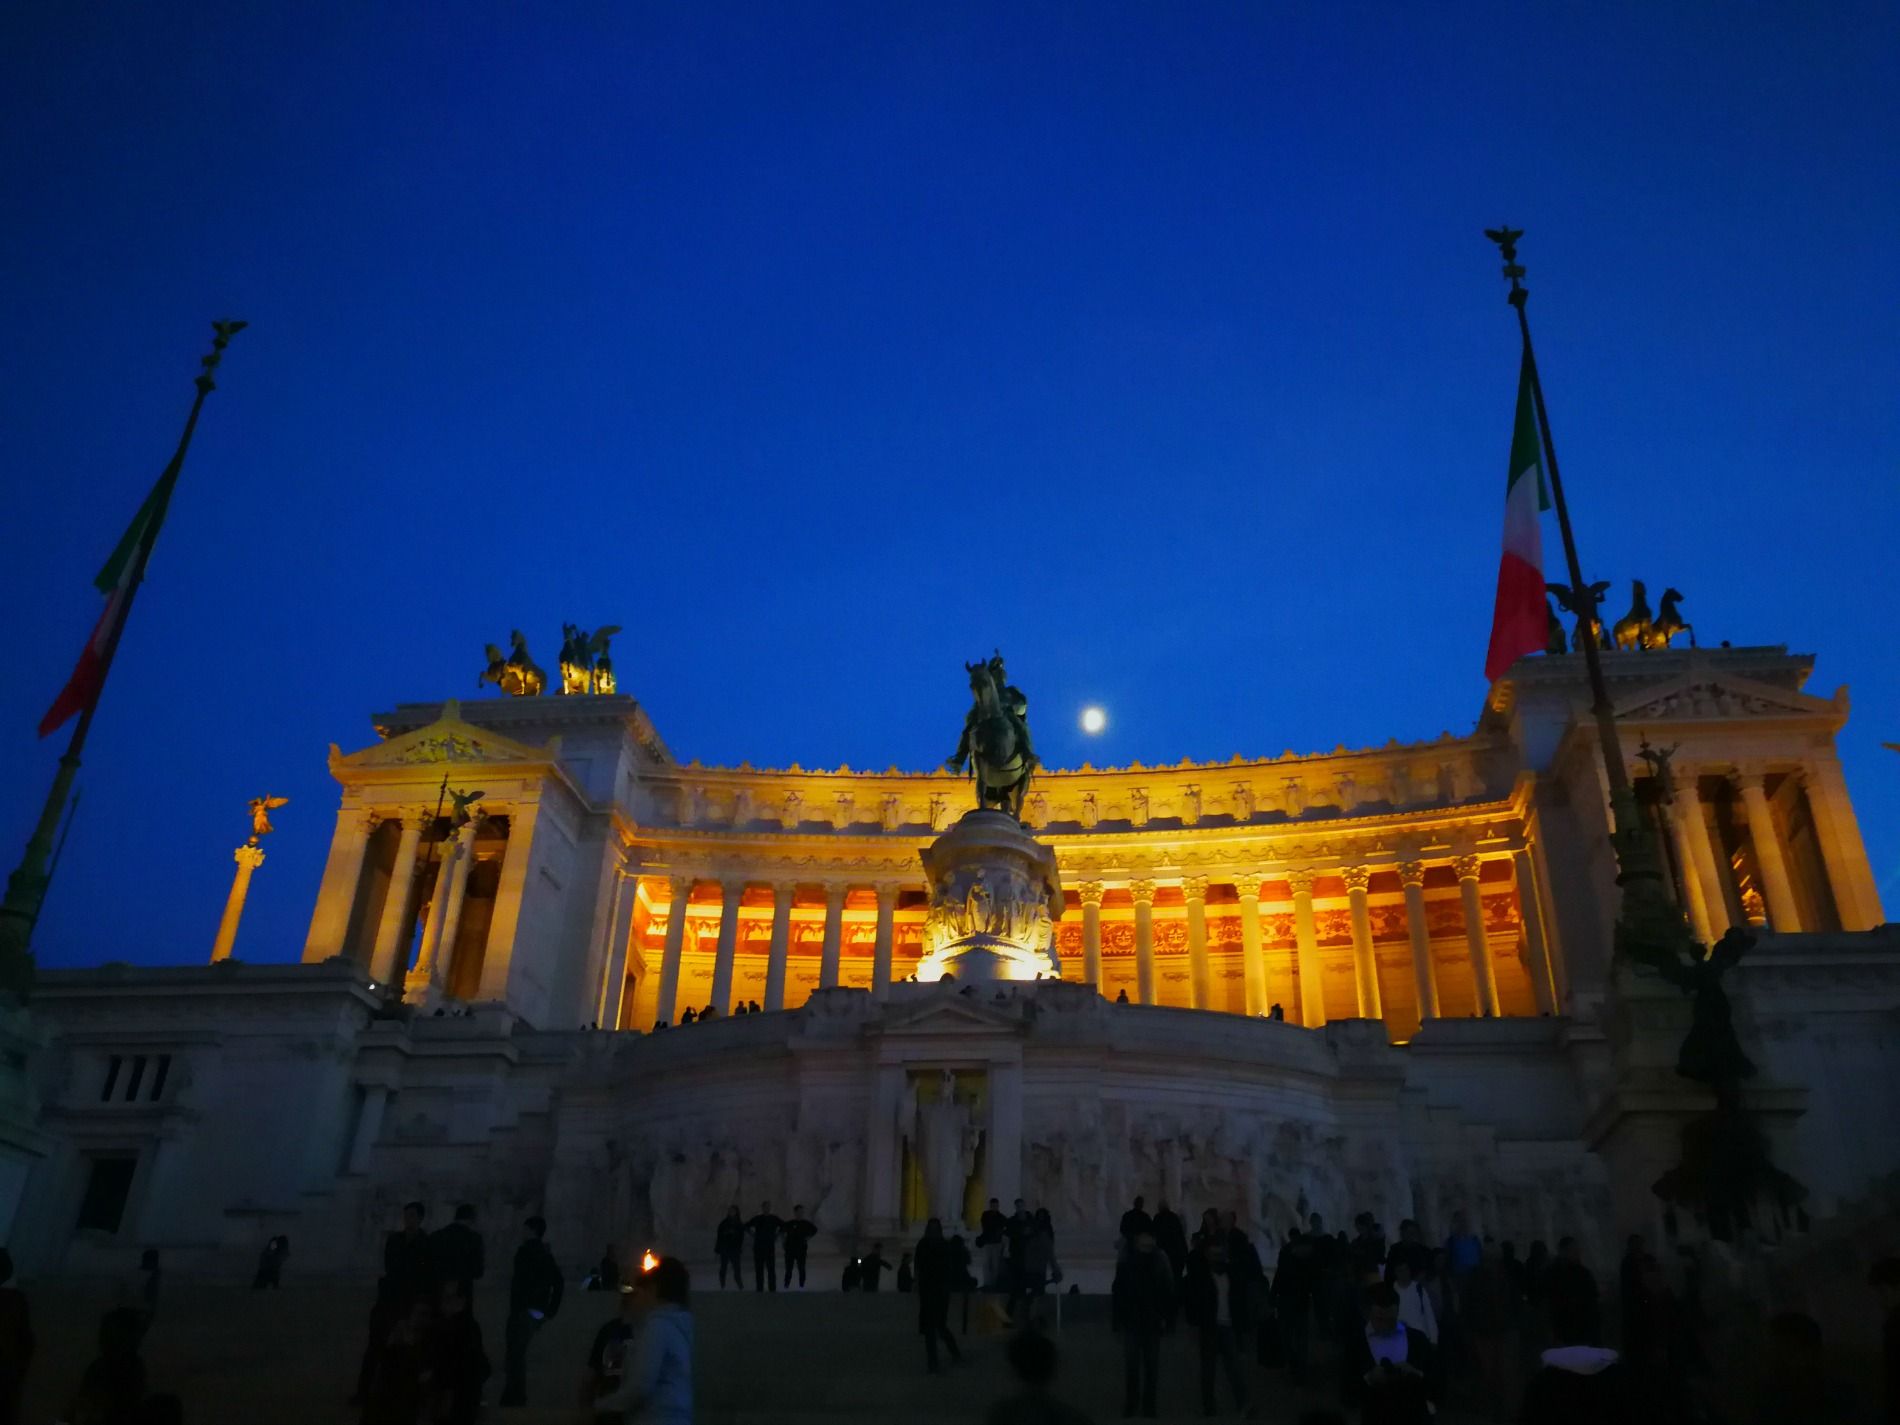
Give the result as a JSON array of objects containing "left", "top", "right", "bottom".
[{"left": 915, "top": 810, "right": 1063, "bottom": 983}]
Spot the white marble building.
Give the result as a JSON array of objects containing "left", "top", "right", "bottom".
[{"left": 9, "top": 645, "right": 1898, "bottom": 1285}]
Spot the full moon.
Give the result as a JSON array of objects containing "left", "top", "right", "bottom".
[{"left": 1080, "top": 706, "right": 1107, "bottom": 734}]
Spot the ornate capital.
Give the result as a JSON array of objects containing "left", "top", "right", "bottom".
[
  {"left": 1397, "top": 860, "right": 1427, "bottom": 889},
  {"left": 1182, "top": 874, "right": 1211, "bottom": 901},
  {"left": 1128, "top": 879, "right": 1157, "bottom": 906},
  {"left": 1285, "top": 868, "right": 1316, "bottom": 898},
  {"left": 824, "top": 882, "right": 850, "bottom": 909},
  {"left": 1731, "top": 768, "right": 1768, "bottom": 795},
  {"left": 666, "top": 873, "right": 695, "bottom": 901},
  {"left": 1341, "top": 865, "right": 1371, "bottom": 893},
  {"left": 875, "top": 883, "right": 901, "bottom": 909},
  {"left": 720, "top": 879, "right": 747, "bottom": 908},
  {"left": 234, "top": 844, "right": 267, "bottom": 870},
  {"left": 1232, "top": 879, "right": 1263, "bottom": 903},
  {"left": 1453, "top": 854, "right": 1483, "bottom": 882},
  {"left": 771, "top": 879, "right": 798, "bottom": 906},
  {"left": 1076, "top": 881, "right": 1105, "bottom": 908},
  {"left": 350, "top": 808, "right": 383, "bottom": 835}
]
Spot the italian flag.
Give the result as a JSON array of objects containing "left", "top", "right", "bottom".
[
  {"left": 1483, "top": 349, "right": 1553, "bottom": 681},
  {"left": 37, "top": 464, "right": 179, "bottom": 737}
]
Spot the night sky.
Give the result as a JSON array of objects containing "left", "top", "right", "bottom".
[{"left": 3, "top": 4, "right": 1895, "bottom": 969}]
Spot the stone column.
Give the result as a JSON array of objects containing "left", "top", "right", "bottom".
[
  {"left": 1455, "top": 854, "right": 1500, "bottom": 1017},
  {"left": 872, "top": 884, "right": 899, "bottom": 999},
  {"left": 476, "top": 800, "right": 541, "bottom": 1003},
  {"left": 1673, "top": 775, "right": 1732, "bottom": 941},
  {"left": 409, "top": 837, "right": 455, "bottom": 984},
  {"left": 1799, "top": 760, "right": 1885, "bottom": 931},
  {"left": 368, "top": 810, "right": 425, "bottom": 987},
  {"left": 1735, "top": 771, "right": 1802, "bottom": 932},
  {"left": 1288, "top": 870, "right": 1326, "bottom": 1028},
  {"left": 1077, "top": 882, "right": 1104, "bottom": 991},
  {"left": 594, "top": 868, "right": 637, "bottom": 1030},
  {"left": 764, "top": 881, "right": 795, "bottom": 1011},
  {"left": 1510, "top": 848, "right": 1558, "bottom": 1016},
  {"left": 209, "top": 844, "right": 267, "bottom": 963},
  {"left": 819, "top": 883, "right": 847, "bottom": 989},
  {"left": 1183, "top": 875, "right": 1212, "bottom": 1010},
  {"left": 1663, "top": 793, "right": 1717, "bottom": 947},
  {"left": 346, "top": 1083, "right": 389, "bottom": 1175},
  {"left": 654, "top": 875, "right": 693, "bottom": 1027},
  {"left": 710, "top": 879, "right": 745, "bottom": 1013},
  {"left": 1342, "top": 865, "right": 1381, "bottom": 1020},
  {"left": 430, "top": 820, "right": 482, "bottom": 989},
  {"left": 302, "top": 807, "right": 377, "bottom": 962},
  {"left": 1397, "top": 861, "right": 1439, "bottom": 1025},
  {"left": 1130, "top": 880, "right": 1157, "bottom": 1006},
  {"left": 1237, "top": 881, "right": 1267, "bottom": 1017}
]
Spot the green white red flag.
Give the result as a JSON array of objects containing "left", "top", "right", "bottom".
[
  {"left": 37, "top": 464, "right": 180, "bottom": 736},
  {"left": 1484, "top": 348, "right": 1552, "bottom": 681}
]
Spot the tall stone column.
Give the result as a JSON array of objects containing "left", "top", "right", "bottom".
[
  {"left": 429, "top": 819, "right": 482, "bottom": 989},
  {"left": 594, "top": 868, "right": 637, "bottom": 1030},
  {"left": 1673, "top": 775, "right": 1732, "bottom": 941},
  {"left": 872, "top": 884, "right": 899, "bottom": 999},
  {"left": 209, "top": 845, "right": 267, "bottom": 963},
  {"left": 1455, "top": 854, "right": 1500, "bottom": 1017},
  {"left": 1288, "top": 870, "right": 1326, "bottom": 1028},
  {"left": 1077, "top": 882, "right": 1104, "bottom": 991},
  {"left": 764, "top": 881, "right": 795, "bottom": 1011},
  {"left": 819, "top": 883, "right": 847, "bottom": 989},
  {"left": 711, "top": 879, "right": 745, "bottom": 1013},
  {"left": 1397, "top": 861, "right": 1439, "bottom": 1026},
  {"left": 1237, "top": 881, "right": 1267, "bottom": 1017},
  {"left": 1663, "top": 793, "right": 1717, "bottom": 947},
  {"left": 1510, "top": 848, "right": 1558, "bottom": 1016},
  {"left": 1342, "top": 865, "right": 1381, "bottom": 1020},
  {"left": 476, "top": 800, "right": 541, "bottom": 1003},
  {"left": 654, "top": 875, "right": 693, "bottom": 1027},
  {"left": 1183, "top": 876, "right": 1212, "bottom": 1010},
  {"left": 368, "top": 810, "right": 425, "bottom": 987},
  {"left": 1735, "top": 771, "right": 1802, "bottom": 932},
  {"left": 302, "top": 807, "right": 377, "bottom": 962},
  {"left": 1799, "top": 760, "right": 1885, "bottom": 930},
  {"left": 1130, "top": 880, "right": 1157, "bottom": 1006}
]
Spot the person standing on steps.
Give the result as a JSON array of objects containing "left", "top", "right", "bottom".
[
  {"left": 978, "top": 1197, "right": 1008, "bottom": 1291},
  {"left": 1118, "top": 1195, "right": 1153, "bottom": 1250},
  {"left": 1113, "top": 1230, "right": 1174, "bottom": 1418},
  {"left": 746, "top": 1201, "right": 783, "bottom": 1292},
  {"left": 430, "top": 1204, "right": 485, "bottom": 1294},
  {"left": 915, "top": 1218, "right": 963, "bottom": 1373},
  {"left": 1151, "top": 1199, "right": 1187, "bottom": 1327},
  {"left": 782, "top": 1204, "right": 817, "bottom": 1289},
  {"left": 499, "top": 1215, "right": 563, "bottom": 1407},
  {"left": 714, "top": 1206, "right": 744, "bottom": 1289},
  {"left": 858, "top": 1242, "right": 891, "bottom": 1292}
]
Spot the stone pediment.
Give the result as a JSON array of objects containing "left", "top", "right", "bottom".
[
  {"left": 1613, "top": 671, "right": 1841, "bottom": 725},
  {"left": 329, "top": 700, "right": 559, "bottom": 775},
  {"left": 877, "top": 990, "right": 1026, "bottom": 1036}
]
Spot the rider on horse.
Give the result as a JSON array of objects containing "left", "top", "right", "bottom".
[{"left": 946, "top": 652, "right": 1039, "bottom": 818}]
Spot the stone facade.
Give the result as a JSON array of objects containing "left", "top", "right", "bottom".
[{"left": 9, "top": 644, "right": 1896, "bottom": 1284}]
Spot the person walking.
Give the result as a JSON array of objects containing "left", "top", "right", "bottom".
[
  {"left": 1341, "top": 1283, "right": 1436, "bottom": 1425},
  {"left": 782, "top": 1204, "right": 816, "bottom": 1288},
  {"left": 1113, "top": 1230, "right": 1174, "bottom": 1418},
  {"left": 979, "top": 1198, "right": 1009, "bottom": 1290},
  {"left": 714, "top": 1206, "right": 744, "bottom": 1289},
  {"left": 595, "top": 1256, "right": 694, "bottom": 1424},
  {"left": 915, "top": 1218, "right": 964, "bottom": 1373},
  {"left": 1273, "top": 1227, "right": 1319, "bottom": 1384},
  {"left": 858, "top": 1242, "right": 891, "bottom": 1291},
  {"left": 430, "top": 1204, "right": 485, "bottom": 1293},
  {"left": 252, "top": 1235, "right": 289, "bottom": 1290},
  {"left": 745, "top": 1201, "right": 783, "bottom": 1292},
  {"left": 1017, "top": 1209, "right": 1056, "bottom": 1327},
  {"left": 1185, "top": 1236, "right": 1252, "bottom": 1417},
  {"left": 499, "top": 1215, "right": 563, "bottom": 1407}
]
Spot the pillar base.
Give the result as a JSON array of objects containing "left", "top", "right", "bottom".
[{"left": 917, "top": 810, "right": 1064, "bottom": 982}]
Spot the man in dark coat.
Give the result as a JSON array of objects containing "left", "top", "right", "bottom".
[
  {"left": 1113, "top": 1231, "right": 1174, "bottom": 1417},
  {"left": 913, "top": 1219, "right": 963, "bottom": 1372},
  {"left": 385, "top": 1202, "right": 434, "bottom": 1307},
  {"left": 745, "top": 1201, "right": 783, "bottom": 1292},
  {"left": 499, "top": 1216, "right": 563, "bottom": 1407},
  {"left": 1118, "top": 1195, "right": 1154, "bottom": 1248},
  {"left": 782, "top": 1204, "right": 817, "bottom": 1288},
  {"left": 1341, "top": 1282, "right": 1436, "bottom": 1424},
  {"left": 429, "top": 1204, "right": 485, "bottom": 1292},
  {"left": 1152, "top": 1199, "right": 1188, "bottom": 1326},
  {"left": 1183, "top": 1237, "right": 1252, "bottom": 1417},
  {"left": 1274, "top": 1228, "right": 1319, "bottom": 1382}
]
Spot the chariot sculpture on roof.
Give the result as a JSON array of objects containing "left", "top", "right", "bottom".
[{"left": 945, "top": 651, "right": 1039, "bottom": 820}]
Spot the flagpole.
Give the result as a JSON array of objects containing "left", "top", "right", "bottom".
[
  {"left": 1484, "top": 230, "right": 1676, "bottom": 922},
  {"left": 0, "top": 321, "right": 246, "bottom": 992}
]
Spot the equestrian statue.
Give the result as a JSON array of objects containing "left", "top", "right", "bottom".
[{"left": 945, "top": 652, "right": 1039, "bottom": 820}]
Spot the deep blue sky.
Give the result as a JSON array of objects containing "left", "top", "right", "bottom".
[{"left": 3, "top": 3, "right": 1895, "bottom": 968}]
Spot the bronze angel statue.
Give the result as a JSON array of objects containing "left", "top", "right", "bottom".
[{"left": 247, "top": 795, "right": 289, "bottom": 844}]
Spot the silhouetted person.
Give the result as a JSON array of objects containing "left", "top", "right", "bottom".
[
  {"left": 430, "top": 1203, "right": 485, "bottom": 1292},
  {"left": 65, "top": 1307, "right": 146, "bottom": 1425},
  {"left": 251, "top": 1234, "right": 289, "bottom": 1290},
  {"left": 1017, "top": 1209, "right": 1056, "bottom": 1324},
  {"left": 1874, "top": 1257, "right": 1900, "bottom": 1425},
  {"left": 715, "top": 1205, "right": 744, "bottom": 1288},
  {"left": 746, "top": 1200, "right": 783, "bottom": 1291},
  {"left": 1113, "top": 1230, "right": 1174, "bottom": 1417},
  {"left": 680, "top": 1007, "right": 696, "bottom": 1024},
  {"left": 1115, "top": 988, "right": 1129, "bottom": 1003},
  {"left": 1517, "top": 1292, "right": 1632, "bottom": 1425},
  {"left": 915, "top": 1218, "right": 963, "bottom": 1372},
  {"left": 1006, "top": 1198, "right": 1032, "bottom": 1293},
  {"left": 1185, "top": 1236, "right": 1251, "bottom": 1417},
  {"left": 1386, "top": 1220, "right": 1431, "bottom": 1285},
  {"left": 1152, "top": 1200, "right": 1187, "bottom": 1323},
  {"left": 859, "top": 1242, "right": 890, "bottom": 1292},
  {"left": 748, "top": 999, "right": 761, "bottom": 1013},
  {"left": 1350, "top": 1214, "right": 1387, "bottom": 1281},
  {"left": 1342, "top": 1282, "right": 1435, "bottom": 1424},
  {"left": 383, "top": 1202, "right": 433, "bottom": 1308},
  {"left": 499, "top": 1215, "right": 563, "bottom": 1407},
  {"left": 984, "top": 1328, "right": 1094, "bottom": 1425},
  {"left": 0, "top": 1250, "right": 31, "bottom": 1425},
  {"left": 1543, "top": 1236, "right": 1600, "bottom": 1348},
  {"left": 361, "top": 1295, "right": 433, "bottom": 1425},
  {"left": 428, "top": 1277, "right": 489, "bottom": 1425},
  {"left": 783, "top": 1204, "right": 816, "bottom": 1288},
  {"left": 595, "top": 1255, "right": 694, "bottom": 1423},
  {"left": 897, "top": 1252, "right": 915, "bottom": 1293},
  {"left": 1461, "top": 1234, "right": 1520, "bottom": 1410},
  {"left": 590, "top": 1242, "right": 620, "bottom": 1292},
  {"left": 979, "top": 1197, "right": 1009, "bottom": 1289},
  {"left": 117, "top": 1249, "right": 161, "bottom": 1340},
  {"left": 1119, "top": 1195, "right": 1153, "bottom": 1249}
]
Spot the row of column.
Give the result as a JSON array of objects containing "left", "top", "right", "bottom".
[{"left": 1075, "top": 852, "right": 1550, "bottom": 1028}]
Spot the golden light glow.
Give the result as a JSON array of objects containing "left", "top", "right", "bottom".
[
  {"left": 641, "top": 1249, "right": 660, "bottom": 1274},
  {"left": 1080, "top": 706, "right": 1107, "bottom": 734}
]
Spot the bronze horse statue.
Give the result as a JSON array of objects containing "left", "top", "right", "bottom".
[
  {"left": 1612, "top": 579, "right": 1654, "bottom": 651},
  {"left": 1645, "top": 588, "right": 1694, "bottom": 649},
  {"left": 945, "top": 658, "right": 1037, "bottom": 818},
  {"left": 479, "top": 630, "right": 547, "bottom": 696}
]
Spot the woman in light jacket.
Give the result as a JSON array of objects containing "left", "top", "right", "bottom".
[{"left": 596, "top": 1256, "right": 693, "bottom": 1423}]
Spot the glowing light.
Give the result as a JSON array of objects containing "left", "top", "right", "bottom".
[
  {"left": 641, "top": 1249, "right": 660, "bottom": 1274},
  {"left": 1080, "top": 706, "right": 1107, "bottom": 734}
]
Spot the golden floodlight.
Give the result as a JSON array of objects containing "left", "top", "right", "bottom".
[{"left": 640, "top": 1249, "right": 660, "bottom": 1274}]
